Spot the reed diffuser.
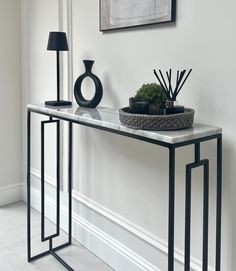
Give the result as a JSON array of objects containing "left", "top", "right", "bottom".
[{"left": 153, "top": 68, "right": 192, "bottom": 114}]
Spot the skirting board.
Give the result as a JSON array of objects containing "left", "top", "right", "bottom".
[
  {"left": 0, "top": 183, "right": 22, "bottom": 207},
  {"left": 24, "top": 184, "right": 216, "bottom": 271},
  {"left": 28, "top": 186, "right": 161, "bottom": 271},
  {"left": 26, "top": 170, "right": 215, "bottom": 271}
]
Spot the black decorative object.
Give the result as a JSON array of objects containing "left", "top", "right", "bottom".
[
  {"left": 74, "top": 60, "right": 103, "bottom": 108},
  {"left": 45, "top": 32, "right": 72, "bottom": 107},
  {"left": 153, "top": 68, "right": 192, "bottom": 115},
  {"left": 153, "top": 68, "right": 192, "bottom": 102},
  {"left": 129, "top": 98, "right": 149, "bottom": 114},
  {"left": 100, "top": 0, "right": 176, "bottom": 31},
  {"left": 163, "top": 101, "right": 185, "bottom": 115}
]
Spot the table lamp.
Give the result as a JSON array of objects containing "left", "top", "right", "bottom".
[{"left": 45, "top": 31, "right": 72, "bottom": 106}]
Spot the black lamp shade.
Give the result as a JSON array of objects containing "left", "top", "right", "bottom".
[{"left": 47, "top": 32, "right": 69, "bottom": 51}]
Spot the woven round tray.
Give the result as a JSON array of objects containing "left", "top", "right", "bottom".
[{"left": 119, "top": 107, "right": 195, "bottom": 131}]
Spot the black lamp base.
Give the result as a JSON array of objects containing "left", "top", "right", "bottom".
[{"left": 45, "top": 100, "right": 72, "bottom": 106}]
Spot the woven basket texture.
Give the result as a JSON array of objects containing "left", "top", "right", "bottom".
[{"left": 119, "top": 107, "right": 195, "bottom": 131}]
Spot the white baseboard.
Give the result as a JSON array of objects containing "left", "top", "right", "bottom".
[
  {"left": 28, "top": 186, "right": 161, "bottom": 271},
  {"left": 72, "top": 191, "right": 212, "bottom": 271},
  {"left": 28, "top": 169, "right": 215, "bottom": 271},
  {"left": 0, "top": 183, "right": 23, "bottom": 207}
]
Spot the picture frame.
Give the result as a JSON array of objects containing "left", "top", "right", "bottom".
[{"left": 99, "top": 0, "right": 176, "bottom": 31}]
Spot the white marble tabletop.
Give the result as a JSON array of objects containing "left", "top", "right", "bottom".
[{"left": 27, "top": 104, "right": 222, "bottom": 144}]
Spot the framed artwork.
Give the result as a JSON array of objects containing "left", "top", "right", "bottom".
[{"left": 100, "top": 0, "right": 176, "bottom": 31}]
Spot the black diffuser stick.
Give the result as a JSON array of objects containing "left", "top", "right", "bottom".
[
  {"left": 153, "top": 70, "right": 171, "bottom": 99},
  {"left": 172, "top": 70, "right": 180, "bottom": 98},
  {"left": 177, "top": 70, "right": 180, "bottom": 82},
  {"left": 166, "top": 69, "right": 173, "bottom": 97},
  {"left": 173, "top": 71, "right": 181, "bottom": 99},
  {"left": 159, "top": 69, "right": 169, "bottom": 93},
  {"left": 175, "top": 70, "right": 180, "bottom": 92},
  {"left": 172, "top": 70, "right": 185, "bottom": 100},
  {"left": 179, "top": 70, "right": 186, "bottom": 85},
  {"left": 175, "top": 69, "right": 192, "bottom": 97},
  {"left": 153, "top": 69, "right": 166, "bottom": 90},
  {"left": 176, "top": 70, "right": 186, "bottom": 92}
]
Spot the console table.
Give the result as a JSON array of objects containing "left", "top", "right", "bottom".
[{"left": 27, "top": 104, "right": 222, "bottom": 271}]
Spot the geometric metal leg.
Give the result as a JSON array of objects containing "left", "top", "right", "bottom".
[
  {"left": 41, "top": 119, "right": 60, "bottom": 241},
  {"left": 215, "top": 135, "right": 222, "bottom": 271},
  {"left": 27, "top": 111, "right": 31, "bottom": 261},
  {"left": 184, "top": 164, "right": 192, "bottom": 271},
  {"left": 184, "top": 143, "right": 209, "bottom": 271},
  {"left": 48, "top": 121, "right": 73, "bottom": 270},
  {"left": 68, "top": 122, "right": 73, "bottom": 245},
  {"left": 202, "top": 160, "right": 209, "bottom": 271},
  {"left": 27, "top": 111, "right": 74, "bottom": 270},
  {"left": 168, "top": 146, "right": 175, "bottom": 271}
]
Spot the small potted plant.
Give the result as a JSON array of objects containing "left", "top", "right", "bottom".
[{"left": 130, "top": 83, "right": 167, "bottom": 115}]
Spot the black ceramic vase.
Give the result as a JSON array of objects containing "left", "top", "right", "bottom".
[{"left": 74, "top": 60, "right": 103, "bottom": 108}]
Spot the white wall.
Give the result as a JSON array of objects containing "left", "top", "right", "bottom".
[
  {"left": 0, "top": 0, "right": 22, "bottom": 205},
  {"left": 24, "top": 0, "right": 235, "bottom": 270}
]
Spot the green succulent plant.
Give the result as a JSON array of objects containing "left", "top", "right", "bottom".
[{"left": 135, "top": 83, "right": 167, "bottom": 107}]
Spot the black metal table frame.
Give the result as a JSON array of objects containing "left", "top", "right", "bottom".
[{"left": 27, "top": 108, "right": 222, "bottom": 271}]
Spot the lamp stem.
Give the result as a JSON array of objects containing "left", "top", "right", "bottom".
[{"left": 56, "top": 50, "right": 60, "bottom": 101}]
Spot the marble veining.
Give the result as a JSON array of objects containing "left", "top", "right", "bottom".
[{"left": 27, "top": 104, "right": 222, "bottom": 144}]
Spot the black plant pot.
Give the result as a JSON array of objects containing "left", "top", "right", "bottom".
[
  {"left": 129, "top": 98, "right": 149, "bottom": 114},
  {"left": 74, "top": 60, "right": 103, "bottom": 108}
]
